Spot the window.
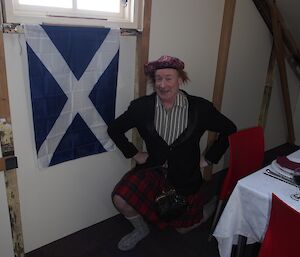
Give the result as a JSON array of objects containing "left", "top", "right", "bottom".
[{"left": 3, "top": 0, "right": 143, "bottom": 29}]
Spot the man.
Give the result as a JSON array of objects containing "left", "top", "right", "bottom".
[{"left": 107, "top": 55, "right": 237, "bottom": 251}]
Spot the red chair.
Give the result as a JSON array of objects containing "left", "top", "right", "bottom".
[
  {"left": 258, "top": 194, "right": 300, "bottom": 257},
  {"left": 209, "top": 126, "right": 265, "bottom": 241}
]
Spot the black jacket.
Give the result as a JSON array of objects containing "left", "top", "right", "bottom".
[{"left": 107, "top": 91, "right": 237, "bottom": 195}]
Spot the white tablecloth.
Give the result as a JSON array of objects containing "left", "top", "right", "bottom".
[{"left": 213, "top": 149, "right": 300, "bottom": 257}]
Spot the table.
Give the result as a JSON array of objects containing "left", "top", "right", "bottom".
[{"left": 213, "top": 149, "right": 300, "bottom": 257}]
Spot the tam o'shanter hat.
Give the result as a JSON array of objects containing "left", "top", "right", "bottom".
[{"left": 144, "top": 55, "right": 185, "bottom": 75}]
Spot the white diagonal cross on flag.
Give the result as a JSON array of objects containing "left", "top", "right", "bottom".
[{"left": 25, "top": 25, "right": 119, "bottom": 167}]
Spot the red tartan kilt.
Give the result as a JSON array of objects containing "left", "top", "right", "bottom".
[{"left": 112, "top": 168, "right": 204, "bottom": 229}]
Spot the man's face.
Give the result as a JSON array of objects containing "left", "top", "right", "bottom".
[{"left": 154, "top": 68, "right": 182, "bottom": 104}]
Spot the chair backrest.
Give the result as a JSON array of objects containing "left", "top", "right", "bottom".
[
  {"left": 219, "top": 126, "right": 264, "bottom": 200},
  {"left": 258, "top": 194, "right": 300, "bottom": 257}
]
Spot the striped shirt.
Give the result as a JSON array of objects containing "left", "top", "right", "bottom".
[{"left": 155, "top": 92, "right": 189, "bottom": 145}]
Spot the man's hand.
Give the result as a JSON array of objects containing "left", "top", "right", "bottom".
[
  {"left": 200, "top": 155, "right": 210, "bottom": 169},
  {"left": 133, "top": 152, "right": 149, "bottom": 164}
]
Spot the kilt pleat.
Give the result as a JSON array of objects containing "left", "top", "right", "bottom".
[{"left": 112, "top": 168, "right": 204, "bottom": 229}]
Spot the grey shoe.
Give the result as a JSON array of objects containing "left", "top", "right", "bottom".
[{"left": 118, "top": 228, "right": 149, "bottom": 251}]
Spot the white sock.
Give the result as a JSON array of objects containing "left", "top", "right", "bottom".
[{"left": 118, "top": 215, "right": 150, "bottom": 251}]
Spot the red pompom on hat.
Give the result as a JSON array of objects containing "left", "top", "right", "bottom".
[{"left": 144, "top": 55, "right": 185, "bottom": 75}]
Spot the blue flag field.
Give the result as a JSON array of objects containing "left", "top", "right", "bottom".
[{"left": 24, "top": 25, "right": 119, "bottom": 168}]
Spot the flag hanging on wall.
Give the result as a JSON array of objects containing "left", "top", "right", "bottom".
[{"left": 24, "top": 25, "right": 119, "bottom": 168}]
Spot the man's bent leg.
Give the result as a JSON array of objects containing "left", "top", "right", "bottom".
[{"left": 113, "top": 195, "right": 150, "bottom": 251}]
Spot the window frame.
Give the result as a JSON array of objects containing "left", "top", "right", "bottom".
[{"left": 2, "top": 0, "right": 143, "bottom": 30}]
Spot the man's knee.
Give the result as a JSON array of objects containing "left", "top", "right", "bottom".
[
  {"left": 113, "top": 195, "right": 124, "bottom": 208},
  {"left": 113, "top": 194, "right": 137, "bottom": 216}
]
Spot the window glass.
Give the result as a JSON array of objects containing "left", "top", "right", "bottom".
[
  {"left": 77, "top": 0, "right": 120, "bottom": 13},
  {"left": 3, "top": 0, "right": 142, "bottom": 29},
  {"left": 19, "top": 0, "right": 72, "bottom": 8}
]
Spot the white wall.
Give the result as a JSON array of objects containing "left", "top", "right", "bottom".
[
  {"left": 4, "top": 34, "right": 135, "bottom": 252},
  {"left": 264, "top": 65, "right": 300, "bottom": 147},
  {"left": 294, "top": 91, "right": 300, "bottom": 146},
  {"left": 149, "top": 0, "right": 300, "bottom": 151},
  {"left": 0, "top": 147, "right": 14, "bottom": 257},
  {"left": 225, "top": 0, "right": 300, "bottom": 150},
  {"left": 149, "top": 0, "right": 224, "bottom": 100},
  {"left": 149, "top": 0, "right": 225, "bottom": 172},
  {"left": 274, "top": 0, "right": 300, "bottom": 145},
  {"left": 2, "top": 0, "right": 300, "bottom": 253},
  {"left": 277, "top": 0, "right": 300, "bottom": 48},
  {"left": 222, "top": 0, "right": 270, "bottom": 129}
]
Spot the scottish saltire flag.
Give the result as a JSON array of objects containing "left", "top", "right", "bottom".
[{"left": 24, "top": 25, "right": 119, "bottom": 168}]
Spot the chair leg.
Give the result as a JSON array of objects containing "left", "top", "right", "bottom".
[{"left": 208, "top": 199, "right": 224, "bottom": 242}]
